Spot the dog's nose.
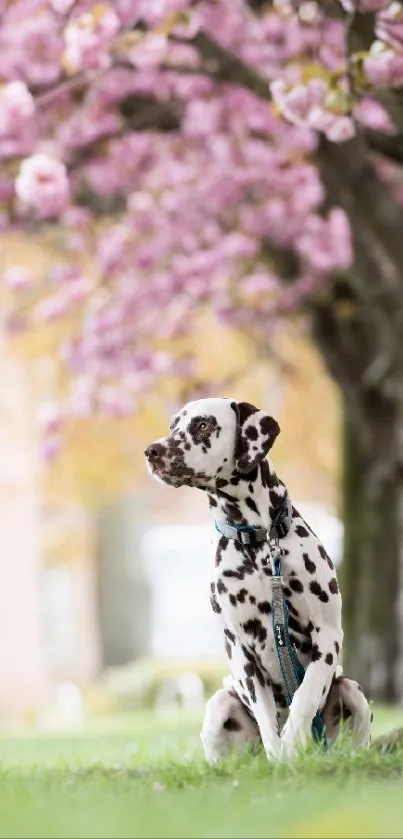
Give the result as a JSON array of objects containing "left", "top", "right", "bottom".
[{"left": 145, "top": 443, "right": 165, "bottom": 462}]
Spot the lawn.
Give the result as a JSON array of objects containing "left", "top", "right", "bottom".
[{"left": 0, "top": 705, "right": 402, "bottom": 838}]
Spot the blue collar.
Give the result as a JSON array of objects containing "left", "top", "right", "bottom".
[{"left": 215, "top": 490, "right": 292, "bottom": 546}]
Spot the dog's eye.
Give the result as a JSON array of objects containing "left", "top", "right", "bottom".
[{"left": 198, "top": 421, "right": 208, "bottom": 431}]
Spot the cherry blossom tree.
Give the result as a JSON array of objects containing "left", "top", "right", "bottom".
[{"left": 2, "top": 0, "right": 403, "bottom": 699}]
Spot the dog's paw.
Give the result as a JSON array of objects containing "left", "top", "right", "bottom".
[{"left": 280, "top": 721, "right": 308, "bottom": 760}]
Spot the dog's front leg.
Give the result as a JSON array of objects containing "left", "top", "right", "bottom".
[
  {"left": 280, "top": 627, "right": 342, "bottom": 758},
  {"left": 230, "top": 641, "right": 280, "bottom": 760}
]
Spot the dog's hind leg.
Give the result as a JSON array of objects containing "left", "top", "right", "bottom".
[
  {"left": 200, "top": 687, "right": 261, "bottom": 764},
  {"left": 322, "top": 676, "right": 372, "bottom": 749}
]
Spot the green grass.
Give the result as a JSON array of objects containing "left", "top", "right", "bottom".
[{"left": 0, "top": 705, "right": 402, "bottom": 838}]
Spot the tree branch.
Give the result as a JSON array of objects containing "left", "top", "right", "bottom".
[
  {"left": 366, "top": 130, "right": 403, "bottom": 166},
  {"left": 183, "top": 31, "right": 271, "bottom": 100}
]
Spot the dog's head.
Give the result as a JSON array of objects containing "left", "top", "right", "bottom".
[{"left": 145, "top": 397, "right": 280, "bottom": 489}]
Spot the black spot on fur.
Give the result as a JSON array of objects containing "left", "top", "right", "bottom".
[
  {"left": 288, "top": 615, "right": 303, "bottom": 634},
  {"left": 246, "top": 677, "right": 256, "bottom": 703},
  {"left": 224, "top": 629, "right": 236, "bottom": 644},
  {"left": 216, "top": 579, "right": 227, "bottom": 595},
  {"left": 208, "top": 495, "right": 218, "bottom": 508},
  {"left": 258, "top": 601, "right": 272, "bottom": 614},
  {"left": 309, "top": 580, "right": 329, "bottom": 603},
  {"left": 222, "top": 502, "right": 246, "bottom": 523},
  {"left": 210, "top": 583, "right": 221, "bottom": 613},
  {"left": 261, "top": 461, "right": 279, "bottom": 489},
  {"left": 223, "top": 717, "right": 242, "bottom": 731},
  {"left": 311, "top": 644, "right": 322, "bottom": 662},
  {"left": 289, "top": 578, "right": 304, "bottom": 594},
  {"left": 335, "top": 641, "right": 340, "bottom": 654},
  {"left": 216, "top": 478, "right": 228, "bottom": 489},
  {"left": 325, "top": 652, "right": 334, "bottom": 665},
  {"left": 272, "top": 682, "right": 288, "bottom": 709},
  {"left": 236, "top": 588, "right": 248, "bottom": 603},
  {"left": 225, "top": 640, "right": 233, "bottom": 659},
  {"left": 295, "top": 525, "right": 309, "bottom": 538},
  {"left": 223, "top": 568, "right": 245, "bottom": 581},
  {"left": 243, "top": 619, "right": 267, "bottom": 646},
  {"left": 246, "top": 497, "right": 259, "bottom": 515},
  {"left": 329, "top": 577, "right": 339, "bottom": 595},
  {"left": 215, "top": 537, "right": 229, "bottom": 567},
  {"left": 229, "top": 594, "right": 237, "bottom": 607},
  {"left": 245, "top": 425, "right": 258, "bottom": 441},
  {"left": 303, "top": 553, "right": 316, "bottom": 574},
  {"left": 249, "top": 595, "right": 256, "bottom": 605},
  {"left": 286, "top": 600, "right": 299, "bottom": 617},
  {"left": 318, "top": 543, "right": 334, "bottom": 569}
]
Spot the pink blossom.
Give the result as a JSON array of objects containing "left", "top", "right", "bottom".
[
  {"left": 115, "top": 0, "right": 144, "bottom": 26},
  {"left": 97, "top": 385, "right": 135, "bottom": 417},
  {"left": 3, "top": 266, "right": 34, "bottom": 291},
  {"left": 297, "top": 208, "right": 352, "bottom": 272},
  {"left": 37, "top": 401, "right": 64, "bottom": 435},
  {"left": 376, "top": 5, "right": 403, "bottom": 50},
  {"left": 65, "top": 276, "right": 93, "bottom": 304},
  {"left": 96, "top": 224, "right": 131, "bottom": 275},
  {"left": 0, "top": 0, "right": 392, "bottom": 429},
  {"left": 1, "top": 12, "right": 63, "bottom": 86},
  {"left": 61, "top": 207, "right": 93, "bottom": 227},
  {"left": 360, "top": 0, "right": 393, "bottom": 10},
  {"left": 67, "top": 379, "right": 95, "bottom": 419},
  {"left": 326, "top": 116, "right": 355, "bottom": 143},
  {"left": 338, "top": 0, "right": 389, "bottom": 9},
  {"left": 354, "top": 98, "right": 396, "bottom": 133},
  {"left": 364, "top": 48, "right": 403, "bottom": 88},
  {"left": 142, "top": 0, "right": 189, "bottom": 27},
  {"left": 41, "top": 434, "right": 62, "bottom": 462},
  {"left": 183, "top": 100, "right": 222, "bottom": 136},
  {"left": 51, "top": 0, "right": 76, "bottom": 13},
  {"left": 271, "top": 77, "right": 327, "bottom": 126},
  {"left": 0, "top": 82, "right": 34, "bottom": 137},
  {"left": 33, "top": 293, "right": 70, "bottom": 322},
  {"left": 241, "top": 272, "right": 278, "bottom": 295},
  {"left": 4, "top": 312, "right": 29, "bottom": 336},
  {"left": 64, "top": 7, "right": 120, "bottom": 73},
  {"left": 15, "top": 154, "right": 70, "bottom": 217},
  {"left": 128, "top": 34, "right": 169, "bottom": 69}
]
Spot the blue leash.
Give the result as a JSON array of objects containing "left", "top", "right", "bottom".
[
  {"left": 271, "top": 552, "right": 327, "bottom": 747},
  {"left": 215, "top": 491, "right": 327, "bottom": 748}
]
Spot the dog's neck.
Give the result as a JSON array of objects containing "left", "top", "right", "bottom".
[{"left": 207, "top": 459, "right": 286, "bottom": 529}]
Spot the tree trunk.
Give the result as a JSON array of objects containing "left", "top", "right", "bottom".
[
  {"left": 341, "top": 392, "right": 403, "bottom": 701},
  {"left": 309, "top": 136, "right": 403, "bottom": 702}
]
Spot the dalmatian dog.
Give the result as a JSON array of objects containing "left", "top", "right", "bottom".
[{"left": 145, "top": 397, "right": 372, "bottom": 761}]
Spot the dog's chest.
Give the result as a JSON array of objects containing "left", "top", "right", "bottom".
[{"left": 210, "top": 540, "right": 313, "bottom": 670}]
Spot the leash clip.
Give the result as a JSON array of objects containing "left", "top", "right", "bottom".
[{"left": 269, "top": 533, "right": 282, "bottom": 578}]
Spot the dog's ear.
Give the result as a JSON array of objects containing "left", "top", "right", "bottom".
[{"left": 231, "top": 401, "right": 280, "bottom": 474}]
